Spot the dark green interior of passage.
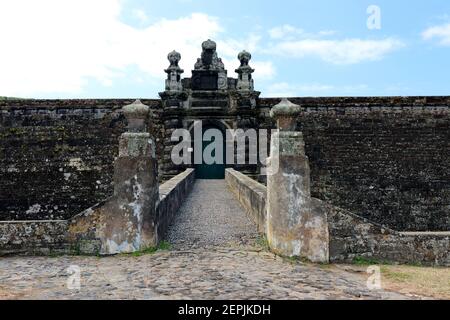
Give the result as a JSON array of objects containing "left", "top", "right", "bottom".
[{"left": 195, "top": 125, "right": 226, "bottom": 179}]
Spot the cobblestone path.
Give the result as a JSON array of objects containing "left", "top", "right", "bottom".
[
  {"left": 165, "top": 180, "right": 259, "bottom": 250},
  {"left": 0, "top": 180, "right": 418, "bottom": 300}
]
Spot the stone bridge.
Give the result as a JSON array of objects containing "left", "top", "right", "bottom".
[
  {"left": 0, "top": 177, "right": 411, "bottom": 300},
  {"left": 0, "top": 99, "right": 448, "bottom": 300},
  {"left": 0, "top": 167, "right": 434, "bottom": 300}
]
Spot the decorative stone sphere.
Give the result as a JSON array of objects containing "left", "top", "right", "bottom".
[
  {"left": 238, "top": 50, "right": 252, "bottom": 65},
  {"left": 202, "top": 39, "right": 216, "bottom": 51},
  {"left": 167, "top": 50, "right": 181, "bottom": 66},
  {"left": 270, "top": 98, "right": 302, "bottom": 131},
  {"left": 122, "top": 99, "right": 150, "bottom": 132}
]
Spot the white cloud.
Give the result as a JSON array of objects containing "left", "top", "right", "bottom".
[
  {"left": 265, "top": 82, "right": 333, "bottom": 97},
  {"left": 251, "top": 61, "right": 276, "bottom": 80},
  {"left": 1, "top": 1, "right": 401, "bottom": 97},
  {"left": 130, "top": 13, "right": 224, "bottom": 79},
  {"left": 422, "top": 23, "right": 450, "bottom": 46},
  {"left": 317, "top": 30, "right": 337, "bottom": 37},
  {"left": 220, "top": 34, "right": 261, "bottom": 57},
  {"left": 215, "top": 34, "right": 275, "bottom": 81},
  {"left": 269, "top": 25, "right": 305, "bottom": 39},
  {"left": 264, "top": 82, "right": 368, "bottom": 97},
  {"left": 0, "top": 0, "right": 258, "bottom": 96},
  {"left": 132, "top": 9, "right": 149, "bottom": 24},
  {"left": 270, "top": 38, "right": 404, "bottom": 64},
  {"left": 0, "top": 0, "right": 273, "bottom": 97},
  {"left": 268, "top": 24, "right": 336, "bottom": 40}
]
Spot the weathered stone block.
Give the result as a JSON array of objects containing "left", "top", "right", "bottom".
[{"left": 266, "top": 130, "right": 329, "bottom": 263}]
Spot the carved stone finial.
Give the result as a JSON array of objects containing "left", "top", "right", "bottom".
[
  {"left": 164, "top": 50, "right": 184, "bottom": 91},
  {"left": 238, "top": 50, "right": 252, "bottom": 67},
  {"left": 202, "top": 39, "right": 217, "bottom": 51},
  {"left": 194, "top": 39, "right": 226, "bottom": 71},
  {"left": 192, "top": 39, "right": 228, "bottom": 90},
  {"left": 201, "top": 40, "right": 216, "bottom": 69},
  {"left": 235, "top": 50, "right": 255, "bottom": 91},
  {"left": 123, "top": 99, "right": 150, "bottom": 132},
  {"left": 167, "top": 50, "right": 181, "bottom": 68},
  {"left": 270, "top": 98, "right": 301, "bottom": 131}
]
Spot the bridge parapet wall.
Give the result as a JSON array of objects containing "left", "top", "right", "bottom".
[
  {"left": 157, "top": 169, "right": 195, "bottom": 241},
  {"left": 225, "top": 168, "right": 266, "bottom": 233},
  {"left": 226, "top": 168, "right": 450, "bottom": 266},
  {"left": 0, "top": 169, "right": 195, "bottom": 256}
]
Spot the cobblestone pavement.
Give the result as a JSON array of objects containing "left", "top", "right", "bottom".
[
  {"left": 166, "top": 180, "right": 259, "bottom": 250},
  {"left": 0, "top": 248, "right": 415, "bottom": 300},
  {"left": 0, "top": 180, "right": 419, "bottom": 300}
]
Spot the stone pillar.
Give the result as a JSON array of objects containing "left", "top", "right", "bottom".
[
  {"left": 266, "top": 99, "right": 329, "bottom": 263},
  {"left": 102, "top": 100, "right": 160, "bottom": 254}
]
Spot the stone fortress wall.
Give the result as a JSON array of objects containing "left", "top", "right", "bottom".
[
  {"left": 259, "top": 96, "right": 450, "bottom": 231},
  {"left": 0, "top": 99, "right": 160, "bottom": 221},
  {"left": 1, "top": 97, "right": 449, "bottom": 232}
]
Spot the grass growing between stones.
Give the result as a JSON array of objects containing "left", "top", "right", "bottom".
[
  {"left": 352, "top": 256, "right": 392, "bottom": 266},
  {"left": 130, "top": 240, "right": 172, "bottom": 257},
  {"left": 255, "top": 235, "right": 269, "bottom": 251},
  {"left": 158, "top": 240, "right": 172, "bottom": 251}
]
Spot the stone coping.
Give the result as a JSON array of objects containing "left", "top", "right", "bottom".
[
  {"left": 225, "top": 168, "right": 267, "bottom": 194},
  {"left": 400, "top": 231, "right": 450, "bottom": 236},
  {"left": 2, "top": 96, "right": 449, "bottom": 110},
  {"left": 0, "top": 99, "right": 161, "bottom": 109},
  {"left": 259, "top": 96, "right": 450, "bottom": 107},
  {"left": 159, "top": 169, "right": 195, "bottom": 199},
  {"left": 225, "top": 168, "right": 267, "bottom": 234},
  {"left": 0, "top": 219, "right": 67, "bottom": 223}
]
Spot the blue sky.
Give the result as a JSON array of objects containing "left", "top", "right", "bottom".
[{"left": 1, "top": 0, "right": 450, "bottom": 98}]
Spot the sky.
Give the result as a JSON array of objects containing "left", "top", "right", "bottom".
[{"left": 0, "top": 0, "right": 450, "bottom": 98}]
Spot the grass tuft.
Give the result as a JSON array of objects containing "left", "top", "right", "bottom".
[
  {"left": 130, "top": 240, "right": 172, "bottom": 257},
  {"left": 158, "top": 240, "right": 172, "bottom": 251},
  {"left": 255, "top": 235, "right": 270, "bottom": 251},
  {"left": 352, "top": 256, "right": 385, "bottom": 266}
]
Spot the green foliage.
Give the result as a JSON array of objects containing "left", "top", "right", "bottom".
[
  {"left": 381, "top": 268, "right": 413, "bottom": 281},
  {"left": 158, "top": 240, "right": 172, "bottom": 251},
  {"left": 130, "top": 241, "right": 172, "bottom": 257},
  {"left": 255, "top": 235, "right": 269, "bottom": 250},
  {"left": 131, "top": 247, "right": 157, "bottom": 257},
  {"left": 352, "top": 256, "right": 392, "bottom": 266},
  {"left": 286, "top": 256, "right": 300, "bottom": 264}
]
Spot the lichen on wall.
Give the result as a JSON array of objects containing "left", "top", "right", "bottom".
[
  {"left": 260, "top": 97, "right": 450, "bottom": 231},
  {"left": 0, "top": 99, "right": 163, "bottom": 221}
]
